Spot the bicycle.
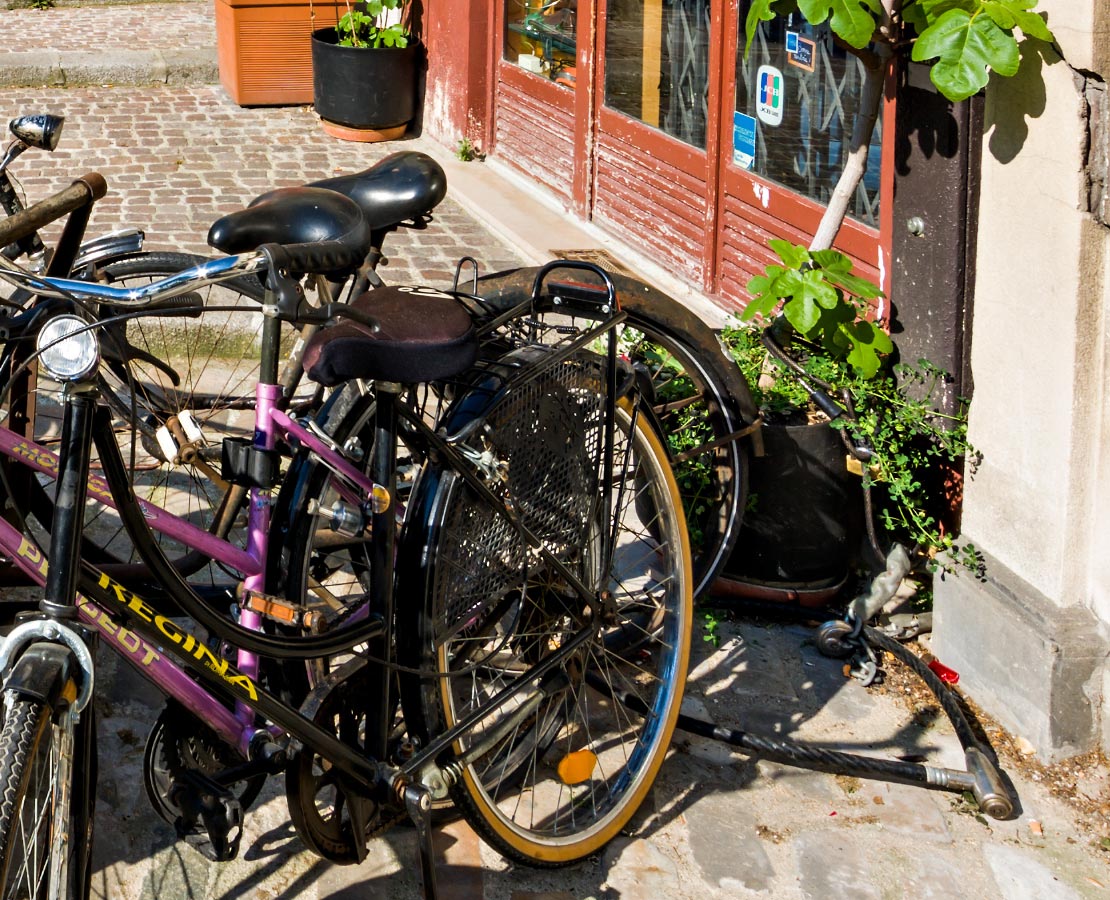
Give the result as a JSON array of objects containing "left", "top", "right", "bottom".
[
  {"left": 0, "top": 171, "right": 692, "bottom": 897},
  {"left": 3, "top": 112, "right": 757, "bottom": 601},
  {"left": 0, "top": 111, "right": 451, "bottom": 586}
]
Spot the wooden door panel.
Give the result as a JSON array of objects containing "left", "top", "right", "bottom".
[
  {"left": 493, "top": 61, "right": 577, "bottom": 203},
  {"left": 592, "top": 128, "right": 708, "bottom": 282}
]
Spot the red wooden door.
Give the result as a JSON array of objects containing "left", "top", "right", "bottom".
[{"left": 487, "top": 0, "right": 893, "bottom": 307}]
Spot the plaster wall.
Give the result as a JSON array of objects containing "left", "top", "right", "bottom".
[
  {"left": 935, "top": 1, "right": 1110, "bottom": 758},
  {"left": 962, "top": 53, "right": 1095, "bottom": 603}
]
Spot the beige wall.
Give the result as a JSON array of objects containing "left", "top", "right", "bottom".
[{"left": 951, "top": 0, "right": 1110, "bottom": 752}]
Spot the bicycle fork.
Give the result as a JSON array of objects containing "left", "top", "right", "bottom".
[{"left": 0, "top": 381, "right": 100, "bottom": 898}]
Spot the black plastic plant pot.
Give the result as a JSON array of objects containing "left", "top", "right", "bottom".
[
  {"left": 725, "top": 421, "right": 864, "bottom": 587},
  {"left": 311, "top": 28, "right": 417, "bottom": 130}
]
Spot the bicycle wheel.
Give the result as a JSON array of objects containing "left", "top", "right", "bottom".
[
  {"left": 475, "top": 266, "right": 753, "bottom": 598},
  {"left": 398, "top": 356, "right": 692, "bottom": 865},
  {"left": 26, "top": 252, "right": 283, "bottom": 583},
  {"left": 0, "top": 696, "right": 91, "bottom": 899}
]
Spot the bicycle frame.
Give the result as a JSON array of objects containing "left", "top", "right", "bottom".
[{"left": 0, "top": 268, "right": 630, "bottom": 794}]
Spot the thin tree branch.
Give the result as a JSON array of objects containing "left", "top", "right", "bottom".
[{"left": 808, "top": 39, "right": 893, "bottom": 252}]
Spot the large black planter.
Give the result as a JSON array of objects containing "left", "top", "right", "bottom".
[
  {"left": 311, "top": 29, "right": 417, "bottom": 133},
  {"left": 724, "top": 421, "right": 864, "bottom": 587}
]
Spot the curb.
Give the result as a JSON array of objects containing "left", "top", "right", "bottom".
[{"left": 0, "top": 49, "right": 218, "bottom": 87}]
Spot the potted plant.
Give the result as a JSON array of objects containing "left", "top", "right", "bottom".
[
  {"left": 717, "top": 242, "right": 983, "bottom": 595},
  {"left": 311, "top": 0, "right": 418, "bottom": 141}
]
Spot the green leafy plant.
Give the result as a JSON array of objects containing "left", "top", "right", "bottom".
[
  {"left": 741, "top": 239, "right": 889, "bottom": 378},
  {"left": 30, "top": 0, "right": 55, "bottom": 9},
  {"left": 335, "top": 0, "right": 409, "bottom": 48},
  {"left": 720, "top": 315, "right": 985, "bottom": 577},
  {"left": 455, "top": 137, "right": 485, "bottom": 162},
  {"left": 702, "top": 608, "right": 723, "bottom": 646}
]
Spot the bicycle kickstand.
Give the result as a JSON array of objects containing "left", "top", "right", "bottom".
[{"left": 404, "top": 783, "right": 440, "bottom": 900}]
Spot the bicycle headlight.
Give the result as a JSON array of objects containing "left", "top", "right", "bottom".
[{"left": 37, "top": 315, "right": 100, "bottom": 382}]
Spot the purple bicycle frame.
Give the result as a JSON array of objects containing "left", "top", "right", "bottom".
[{"left": 0, "top": 379, "right": 383, "bottom": 757}]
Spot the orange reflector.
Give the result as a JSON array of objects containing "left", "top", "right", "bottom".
[{"left": 557, "top": 749, "right": 597, "bottom": 785}]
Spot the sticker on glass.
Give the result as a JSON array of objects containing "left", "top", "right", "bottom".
[
  {"left": 732, "top": 112, "right": 756, "bottom": 170},
  {"left": 756, "top": 65, "right": 784, "bottom": 127},
  {"left": 788, "top": 36, "right": 816, "bottom": 72},
  {"left": 785, "top": 31, "right": 799, "bottom": 53}
]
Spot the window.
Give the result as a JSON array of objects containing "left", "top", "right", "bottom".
[
  {"left": 505, "top": 0, "right": 578, "bottom": 87},
  {"left": 734, "top": 9, "right": 882, "bottom": 225},
  {"left": 604, "top": 0, "right": 711, "bottom": 149}
]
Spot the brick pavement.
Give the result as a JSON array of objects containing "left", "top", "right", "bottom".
[
  {"left": 1, "top": 24, "right": 1109, "bottom": 900},
  {"left": 1, "top": 84, "right": 529, "bottom": 284},
  {"left": 0, "top": 0, "right": 212, "bottom": 55}
]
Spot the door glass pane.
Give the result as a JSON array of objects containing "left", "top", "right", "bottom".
[
  {"left": 734, "top": 9, "right": 882, "bottom": 226},
  {"left": 504, "top": 0, "right": 578, "bottom": 86},
  {"left": 604, "top": 0, "right": 711, "bottom": 149}
]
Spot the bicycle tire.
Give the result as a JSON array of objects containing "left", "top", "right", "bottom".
[
  {"left": 0, "top": 695, "right": 91, "bottom": 899},
  {"left": 475, "top": 266, "right": 755, "bottom": 599},
  {"left": 25, "top": 252, "right": 272, "bottom": 583},
  {"left": 397, "top": 358, "right": 692, "bottom": 865}
]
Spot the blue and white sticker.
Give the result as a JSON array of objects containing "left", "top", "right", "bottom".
[{"left": 732, "top": 112, "right": 756, "bottom": 170}]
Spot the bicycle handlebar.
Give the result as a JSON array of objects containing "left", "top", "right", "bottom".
[
  {"left": 259, "top": 239, "right": 366, "bottom": 278},
  {"left": 0, "top": 173, "right": 106, "bottom": 249}
]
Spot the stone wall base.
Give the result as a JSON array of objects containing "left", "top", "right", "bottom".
[{"left": 933, "top": 549, "right": 1109, "bottom": 762}]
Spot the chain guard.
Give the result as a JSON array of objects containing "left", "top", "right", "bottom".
[{"left": 285, "top": 656, "right": 388, "bottom": 864}]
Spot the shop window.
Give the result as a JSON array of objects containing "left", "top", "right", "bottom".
[
  {"left": 505, "top": 0, "right": 578, "bottom": 87},
  {"left": 603, "top": 0, "right": 711, "bottom": 149},
  {"left": 734, "top": 9, "right": 882, "bottom": 226}
]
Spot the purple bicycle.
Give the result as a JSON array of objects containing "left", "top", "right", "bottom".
[{"left": 0, "top": 172, "right": 692, "bottom": 897}]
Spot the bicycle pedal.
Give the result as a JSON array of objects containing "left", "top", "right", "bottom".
[{"left": 171, "top": 769, "right": 244, "bottom": 862}]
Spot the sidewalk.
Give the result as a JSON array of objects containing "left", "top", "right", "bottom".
[{"left": 1, "top": 6, "right": 1108, "bottom": 898}]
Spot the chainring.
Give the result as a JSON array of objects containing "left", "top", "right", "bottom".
[{"left": 143, "top": 699, "right": 266, "bottom": 828}]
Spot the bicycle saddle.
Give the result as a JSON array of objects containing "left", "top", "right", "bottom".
[
  {"left": 206, "top": 187, "right": 370, "bottom": 276},
  {"left": 303, "top": 285, "right": 477, "bottom": 385},
  {"left": 306, "top": 151, "right": 447, "bottom": 231}
]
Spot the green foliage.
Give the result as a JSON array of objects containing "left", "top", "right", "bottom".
[
  {"left": 744, "top": 0, "right": 1054, "bottom": 103},
  {"left": 740, "top": 241, "right": 890, "bottom": 378},
  {"left": 29, "top": 0, "right": 54, "bottom": 8},
  {"left": 336, "top": 0, "right": 409, "bottom": 49},
  {"left": 910, "top": 7, "right": 1019, "bottom": 100},
  {"left": 455, "top": 137, "right": 484, "bottom": 162},
  {"left": 797, "top": 0, "right": 884, "bottom": 48},
  {"left": 720, "top": 324, "right": 984, "bottom": 577},
  {"left": 702, "top": 608, "right": 724, "bottom": 646}
]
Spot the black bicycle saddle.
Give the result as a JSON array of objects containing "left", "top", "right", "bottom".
[
  {"left": 306, "top": 151, "right": 447, "bottom": 231},
  {"left": 207, "top": 187, "right": 370, "bottom": 276}
]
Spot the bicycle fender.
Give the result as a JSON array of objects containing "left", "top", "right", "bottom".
[
  {"left": 70, "top": 228, "right": 145, "bottom": 272},
  {"left": 2, "top": 642, "right": 76, "bottom": 710}
]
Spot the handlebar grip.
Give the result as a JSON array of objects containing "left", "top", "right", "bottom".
[
  {"left": 0, "top": 172, "right": 107, "bottom": 249},
  {"left": 273, "top": 239, "right": 365, "bottom": 277}
]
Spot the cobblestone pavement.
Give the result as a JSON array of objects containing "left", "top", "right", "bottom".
[
  {"left": 0, "top": 0, "right": 212, "bottom": 56},
  {"left": 1, "top": 13, "right": 1109, "bottom": 899},
  {"left": 1, "top": 84, "right": 527, "bottom": 285}
]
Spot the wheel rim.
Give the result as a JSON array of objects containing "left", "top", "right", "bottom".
[{"left": 429, "top": 398, "right": 691, "bottom": 860}]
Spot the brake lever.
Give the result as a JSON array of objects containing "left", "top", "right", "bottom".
[{"left": 313, "top": 302, "right": 380, "bottom": 332}]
